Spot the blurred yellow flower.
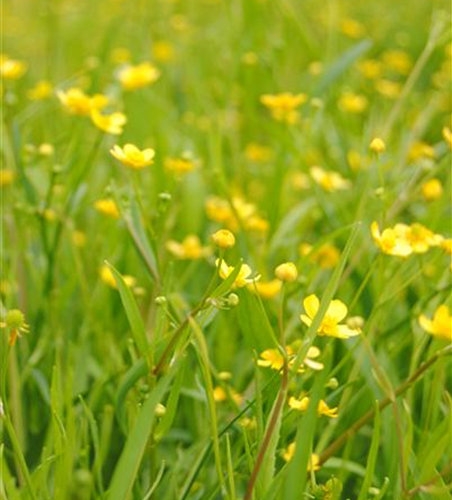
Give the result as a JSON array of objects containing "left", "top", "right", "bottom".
[
  {"left": 249, "top": 279, "right": 282, "bottom": 299},
  {"left": 371, "top": 221, "right": 413, "bottom": 257},
  {"left": 217, "top": 260, "right": 256, "bottom": 288},
  {"left": 110, "top": 47, "right": 131, "bottom": 64},
  {"left": 110, "top": 144, "right": 155, "bottom": 169},
  {"left": 369, "top": 137, "right": 386, "bottom": 154},
  {"left": 152, "top": 40, "right": 175, "bottom": 62},
  {"left": 213, "top": 386, "right": 242, "bottom": 405},
  {"left": 400, "top": 223, "right": 443, "bottom": 254},
  {"left": 310, "top": 166, "right": 351, "bottom": 192},
  {"left": 340, "top": 18, "right": 365, "bottom": 39},
  {"left": 310, "top": 243, "right": 340, "bottom": 269},
  {"left": 244, "top": 142, "right": 273, "bottom": 163},
  {"left": 0, "top": 309, "right": 29, "bottom": 346},
  {"left": 118, "top": 62, "right": 160, "bottom": 90},
  {"left": 419, "top": 305, "right": 452, "bottom": 341},
  {"left": 275, "top": 262, "right": 298, "bottom": 282},
  {"left": 289, "top": 396, "right": 338, "bottom": 418},
  {"left": 421, "top": 178, "right": 443, "bottom": 201},
  {"left": 27, "top": 80, "right": 53, "bottom": 100},
  {"left": 57, "top": 88, "right": 108, "bottom": 116},
  {"left": 408, "top": 141, "right": 435, "bottom": 162},
  {"left": 260, "top": 92, "right": 307, "bottom": 124},
  {"left": 0, "top": 54, "right": 27, "bottom": 79},
  {"left": 358, "top": 59, "right": 382, "bottom": 80},
  {"left": 375, "top": 79, "right": 402, "bottom": 99},
  {"left": 91, "top": 109, "right": 127, "bottom": 135},
  {"left": 258, "top": 346, "right": 324, "bottom": 372},
  {"left": 338, "top": 92, "right": 368, "bottom": 113},
  {"left": 211, "top": 229, "right": 236, "bottom": 249},
  {"left": 0, "top": 169, "right": 15, "bottom": 187},
  {"left": 166, "top": 235, "right": 211, "bottom": 260},
  {"left": 94, "top": 199, "right": 120, "bottom": 219},
  {"left": 164, "top": 155, "right": 197, "bottom": 175},
  {"left": 382, "top": 49, "right": 412, "bottom": 75},
  {"left": 282, "top": 444, "right": 320, "bottom": 470},
  {"left": 72, "top": 230, "right": 87, "bottom": 248},
  {"left": 99, "top": 265, "right": 136, "bottom": 289},
  {"left": 300, "top": 294, "right": 361, "bottom": 339},
  {"left": 442, "top": 127, "right": 452, "bottom": 149}
]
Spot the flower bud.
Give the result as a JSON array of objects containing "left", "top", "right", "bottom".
[
  {"left": 212, "top": 229, "right": 235, "bottom": 249},
  {"left": 369, "top": 137, "right": 386, "bottom": 153},
  {"left": 275, "top": 262, "right": 298, "bottom": 282}
]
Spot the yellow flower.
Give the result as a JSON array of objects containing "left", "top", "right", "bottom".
[
  {"left": 118, "top": 62, "right": 160, "bottom": 90},
  {"left": 164, "top": 155, "right": 197, "bottom": 175},
  {"left": 72, "top": 230, "right": 87, "bottom": 247},
  {"left": 338, "top": 92, "right": 368, "bottom": 114},
  {"left": 110, "top": 47, "right": 131, "bottom": 64},
  {"left": 275, "top": 262, "right": 298, "bottom": 283},
  {"left": 357, "top": 59, "right": 382, "bottom": 80},
  {"left": 340, "top": 18, "right": 365, "bottom": 39},
  {"left": 260, "top": 92, "right": 307, "bottom": 124},
  {"left": 27, "top": 80, "right": 53, "bottom": 100},
  {"left": 419, "top": 305, "right": 452, "bottom": 341},
  {"left": 99, "top": 265, "right": 136, "bottom": 289},
  {"left": 440, "top": 239, "right": 452, "bottom": 255},
  {"left": 152, "top": 41, "right": 175, "bottom": 63},
  {"left": 421, "top": 178, "right": 443, "bottom": 201},
  {"left": 0, "top": 169, "right": 15, "bottom": 187},
  {"left": 91, "top": 109, "right": 127, "bottom": 135},
  {"left": 94, "top": 199, "right": 120, "bottom": 219},
  {"left": 400, "top": 223, "right": 443, "bottom": 254},
  {"left": 249, "top": 279, "right": 282, "bottom": 299},
  {"left": 442, "top": 127, "right": 452, "bottom": 149},
  {"left": 300, "top": 294, "right": 361, "bottom": 339},
  {"left": 310, "top": 243, "right": 340, "bottom": 269},
  {"left": 371, "top": 221, "right": 413, "bottom": 257},
  {"left": 166, "top": 235, "right": 211, "bottom": 260},
  {"left": 382, "top": 49, "right": 412, "bottom": 75},
  {"left": 282, "top": 444, "right": 320, "bottom": 471},
  {"left": 375, "top": 79, "right": 402, "bottom": 99},
  {"left": 289, "top": 396, "right": 338, "bottom": 418},
  {"left": 310, "top": 166, "right": 351, "bottom": 192},
  {"left": 408, "top": 141, "right": 435, "bottom": 162},
  {"left": 211, "top": 229, "right": 236, "bottom": 249},
  {"left": 110, "top": 144, "right": 155, "bottom": 170},
  {"left": 217, "top": 260, "right": 256, "bottom": 288},
  {"left": 213, "top": 386, "right": 242, "bottom": 405},
  {"left": 0, "top": 54, "right": 27, "bottom": 79},
  {"left": 347, "top": 150, "right": 365, "bottom": 172},
  {"left": 369, "top": 137, "right": 386, "bottom": 154},
  {"left": 244, "top": 143, "right": 273, "bottom": 163},
  {"left": 257, "top": 346, "right": 324, "bottom": 372},
  {"left": 57, "top": 88, "right": 108, "bottom": 116},
  {"left": 0, "top": 309, "right": 30, "bottom": 346}
]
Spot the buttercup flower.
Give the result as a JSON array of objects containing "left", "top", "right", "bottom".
[
  {"left": 57, "top": 88, "right": 108, "bottom": 115},
  {"left": 275, "top": 262, "right": 298, "bottom": 282},
  {"left": 118, "top": 62, "right": 160, "bottom": 90},
  {"left": 419, "top": 305, "right": 452, "bottom": 341},
  {"left": 371, "top": 221, "right": 412, "bottom": 257},
  {"left": 27, "top": 80, "right": 53, "bottom": 100},
  {"left": 94, "top": 199, "right": 120, "bottom": 219},
  {"left": 0, "top": 309, "right": 29, "bottom": 346},
  {"left": 282, "top": 444, "right": 320, "bottom": 470},
  {"left": 99, "top": 265, "right": 136, "bottom": 289},
  {"left": 382, "top": 49, "right": 412, "bottom": 75},
  {"left": 164, "top": 154, "right": 197, "bottom": 175},
  {"left": 211, "top": 229, "right": 236, "bottom": 249},
  {"left": 217, "top": 260, "right": 256, "bottom": 288},
  {"left": 369, "top": 137, "right": 386, "bottom": 153},
  {"left": 408, "top": 141, "right": 435, "bottom": 162},
  {"left": 0, "top": 54, "right": 27, "bottom": 79},
  {"left": 0, "top": 170, "right": 15, "bottom": 187},
  {"left": 152, "top": 40, "right": 175, "bottom": 63},
  {"left": 310, "top": 166, "right": 351, "bottom": 192},
  {"left": 260, "top": 92, "right": 307, "bottom": 124},
  {"left": 249, "top": 279, "right": 282, "bottom": 299},
  {"left": 91, "top": 109, "right": 127, "bottom": 135},
  {"left": 110, "top": 144, "right": 155, "bottom": 169},
  {"left": 257, "top": 345, "right": 324, "bottom": 372},
  {"left": 421, "top": 178, "right": 443, "bottom": 201},
  {"left": 338, "top": 92, "right": 368, "bottom": 113},
  {"left": 340, "top": 18, "right": 365, "bottom": 38},
  {"left": 245, "top": 143, "right": 273, "bottom": 163},
  {"left": 289, "top": 396, "right": 338, "bottom": 418},
  {"left": 166, "top": 235, "right": 211, "bottom": 260},
  {"left": 300, "top": 294, "right": 361, "bottom": 339}
]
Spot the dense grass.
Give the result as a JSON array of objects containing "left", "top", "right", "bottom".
[{"left": 1, "top": 0, "right": 451, "bottom": 499}]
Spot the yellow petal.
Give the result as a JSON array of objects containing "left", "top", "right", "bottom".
[
  {"left": 303, "top": 294, "right": 319, "bottom": 319},
  {"left": 327, "top": 299, "right": 348, "bottom": 322},
  {"left": 418, "top": 314, "right": 434, "bottom": 333}
]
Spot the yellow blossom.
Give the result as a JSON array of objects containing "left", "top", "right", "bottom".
[
  {"left": 211, "top": 229, "right": 236, "bottom": 249},
  {"left": 217, "top": 260, "right": 256, "bottom": 288},
  {"left": 0, "top": 54, "right": 27, "bottom": 79},
  {"left": 300, "top": 294, "right": 361, "bottom": 339},
  {"left": 419, "top": 305, "right": 452, "bottom": 341},
  {"left": 442, "top": 127, "right": 452, "bottom": 149},
  {"left": 358, "top": 59, "right": 382, "bottom": 79},
  {"left": 94, "top": 199, "right": 120, "bottom": 219},
  {"left": 371, "top": 221, "right": 413, "bottom": 257},
  {"left": 408, "top": 141, "right": 435, "bottom": 162},
  {"left": 275, "top": 262, "right": 298, "bottom": 282},
  {"left": 152, "top": 41, "right": 175, "bottom": 63},
  {"left": 0, "top": 309, "right": 30, "bottom": 346},
  {"left": 289, "top": 396, "right": 338, "bottom": 418},
  {"left": 27, "top": 80, "right": 53, "bottom": 100},
  {"left": 57, "top": 88, "right": 108, "bottom": 116},
  {"left": 398, "top": 223, "right": 443, "bottom": 254},
  {"left": 421, "top": 178, "right": 443, "bottom": 202},
  {"left": 244, "top": 142, "right": 273, "bottom": 163},
  {"left": 213, "top": 386, "right": 242, "bottom": 405},
  {"left": 118, "top": 62, "right": 160, "bottom": 90},
  {"left": 257, "top": 346, "right": 324, "bottom": 372},
  {"left": 110, "top": 47, "right": 131, "bottom": 64},
  {"left": 375, "top": 79, "right": 402, "bottom": 99},
  {"left": 382, "top": 49, "right": 412, "bottom": 75},
  {"left": 110, "top": 144, "right": 155, "bottom": 169},
  {"left": 369, "top": 137, "right": 386, "bottom": 154},
  {"left": 338, "top": 92, "right": 368, "bottom": 114},
  {"left": 260, "top": 92, "right": 307, "bottom": 124},
  {"left": 99, "top": 265, "right": 136, "bottom": 289},
  {"left": 72, "top": 230, "right": 87, "bottom": 247},
  {"left": 0, "top": 170, "right": 15, "bottom": 187},
  {"left": 310, "top": 243, "right": 340, "bottom": 269},
  {"left": 249, "top": 279, "right": 282, "bottom": 299},
  {"left": 164, "top": 155, "right": 197, "bottom": 175},
  {"left": 310, "top": 166, "right": 351, "bottom": 192},
  {"left": 282, "top": 443, "right": 320, "bottom": 470},
  {"left": 91, "top": 109, "right": 127, "bottom": 135},
  {"left": 340, "top": 18, "right": 365, "bottom": 39},
  {"left": 166, "top": 235, "right": 211, "bottom": 260}
]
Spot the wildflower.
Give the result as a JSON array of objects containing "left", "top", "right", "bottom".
[
  {"left": 340, "top": 18, "right": 365, "bottom": 38},
  {"left": 300, "top": 294, "right": 361, "bottom": 339},
  {"left": 338, "top": 92, "right": 368, "bottom": 114},
  {"left": 443, "top": 127, "right": 452, "bottom": 149},
  {"left": 440, "top": 239, "right": 452, "bottom": 255},
  {"left": 371, "top": 221, "right": 412, "bottom": 257},
  {"left": 310, "top": 243, "right": 340, "bottom": 269},
  {"left": 282, "top": 443, "right": 320, "bottom": 470},
  {"left": 155, "top": 403, "right": 167, "bottom": 416},
  {"left": 290, "top": 172, "right": 311, "bottom": 190},
  {"left": 347, "top": 150, "right": 366, "bottom": 171},
  {"left": 99, "top": 265, "right": 136, "bottom": 289},
  {"left": 27, "top": 80, "right": 52, "bottom": 100},
  {"left": 166, "top": 235, "right": 211, "bottom": 260},
  {"left": 57, "top": 88, "right": 108, "bottom": 115},
  {"left": 358, "top": 59, "right": 382, "bottom": 80},
  {"left": 369, "top": 137, "right": 386, "bottom": 154},
  {"left": 213, "top": 386, "right": 242, "bottom": 405},
  {"left": 375, "top": 79, "right": 402, "bottom": 99},
  {"left": 94, "top": 199, "right": 120, "bottom": 219},
  {"left": 308, "top": 61, "right": 323, "bottom": 75},
  {"left": 164, "top": 154, "right": 197, "bottom": 175},
  {"left": 260, "top": 92, "right": 307, "bottom": 124},
  {"left": 0, "top": 309, "right": 29, "bottom": 346},
  {"left": 242, "top": 52, "right": 259, "bottom": 65},
  {"left": 421, "top": 178, "right": 443, "bottom": 202},
  {"left": 118, "top": 62, "right": 160, "bottom": 90},
  {"left": 400, "top": 223, "right": 443, "bottom": 254},
  {"left": 244, "top": 142, "right": 273, "bottom": 163},
  {"left": 289, "top": 396, "right": 339, "bottom": 418},
  {"left": 408, "top": 141, "right": 435, "bottom": 162},
  {"left": 152, "top": 41, "right": 175, "bottom": 63},
  {"left": 211, "top": 229, "right": 235, "bottom": 249},
  {"left": 0, "top": 55, "right": 27, "bottom": 79},
  {"left": 110, "top": 47, "right": 131, "bottom": 64},
  {"left": 250, "top": 279, "right": 282, "bottom": 299},
  {"left": 0, "top": 170, "right": 15, "bottom": 187},
  {"left": 91, "top": 109, "right": 127, "bottom": 135},
  {"left": 257, "top": 346, "right": 324, "bottom": 372},
  {"left": 382, "top": 49, "right": 412, "bottom": 75},
  {"left": 72, "top": 230, "right": 87, "bottom": 247},
  {"left": 217, "top": 260, "right": 256, "bottom": 288},
  {"left": 419, "top": 305, "right": 452, "bottom": 341},
  {"left": 275, "top": 262, "right": 298, "bottom": 283},
  {"left": 310, "top": 166, "right": 351, "bottom": 192},
  {"left": 110, "top": 144, "right": 155, "bottom": 170}
]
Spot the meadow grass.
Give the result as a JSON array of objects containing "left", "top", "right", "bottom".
[{"left": 1, "top": 0, "right": 451, "bottom": 499}]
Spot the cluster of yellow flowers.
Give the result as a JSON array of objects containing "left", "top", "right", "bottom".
[{"left": 260, "top": 92, "right": 307, "bottom": 124}]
